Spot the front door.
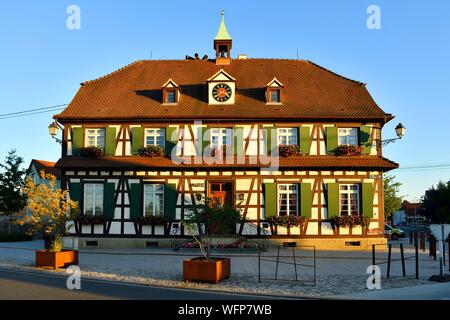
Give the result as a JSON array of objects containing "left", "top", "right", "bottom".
[{"left": 208, "top": 182, "right": 233, "bottom": 208}]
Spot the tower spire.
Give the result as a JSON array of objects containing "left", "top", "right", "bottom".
[
  {"left": 214, "top": 11, "right": 232, "bottom": 65},
  {"left": 215, "top": 10, "right": 232, "bottom": 40}
]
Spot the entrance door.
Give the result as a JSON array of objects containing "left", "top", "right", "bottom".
[{"left": 208, "top": 182, "right": 233, "bottom": 208}]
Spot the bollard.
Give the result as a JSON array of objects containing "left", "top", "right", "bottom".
[
  {"left": 420, "top": 232, "right": 425, "bottom": 252},
  {"left": 430, "top": 235, "right": 437, "bottom": 260},
  {"left": 387, "top": 244, "right": 392, "bottom": 278},
  {"left": 415, "top": 241, "right": 419, "bottom": 279},
  {"left": 400, "top": 243, "right": 406, "bottom": 277},
  {"left": 372, "top": 245, "right": 376, "bottom": 266}
]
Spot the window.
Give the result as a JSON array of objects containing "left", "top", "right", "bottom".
[
  {"left": 84, "top": 184, "right": 104, "bottom": 216},
  {"left": 338, "top": 128, "right": 358, "bottom": 146},
  {"left": 339, "top": 184, "right": 360, "bottom": 216},
  {"left": 210, "top": 128, "right": 233, "bottom": 152},
  {"left": 277, "top": 128, "right": 298, "bottom": 145},
  {"left": 270, "top": 89, "right": 281, "bottom": 103},
  {"left": 145, "top": 128, "right": 165, "bottom": 148},
  {"left": 85, "top": 129, "right": 105, "bottom": 149},
  {"left": 143, "top": 184, "right": 164, "bottom": 216},
  {"left": 167, "top": 90, "right": 176, "bottom": 103},
  {"left": 278, "top": 184, "right": 298, "bottom": 216}
]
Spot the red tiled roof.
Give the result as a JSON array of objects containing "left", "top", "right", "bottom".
[
  {"left": 55, "top": 156, "right": 399, "bottom": 171},
  {"left": 54, "top": 59, "right": 393, "bottom": 122},
  {"left": 29, "top": 159, "right": 62, "bottom": 179}
]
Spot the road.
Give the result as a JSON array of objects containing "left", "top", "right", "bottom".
[{"left": 0, "top": 268, "right": 289, "bottom": 300}]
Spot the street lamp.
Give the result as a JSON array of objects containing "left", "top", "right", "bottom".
[
  {"left": 381, "top": 123, "right": 406, "bottom": 146},
  {"left": 48, "top": 121, "right": 62, "bottom": 144}
]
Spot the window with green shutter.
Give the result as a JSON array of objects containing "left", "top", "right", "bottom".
[
  {"left": 299, "top": 127, "right": 311, "bottom": 155},
  {"left": 103, "top": 183, "right": 115, "bottom": 219},
  {"left": 130, "top": 183, "right": 142, "bottom": 219},
  {"left": 327, "top": 183, "right": 339, "bottom": 218},
  {"left": 263, "top": 183, "right": 277, "bottom": 218},
  {"left": 132, "top": 127, "right": 143, "bottom": 155},
  {"left": 69, "top": 182, "right": 81, "bottom": 204},
  {"left": 71, "top": 127, "right": 83, "bottom": 156},
  {"left": 234, "top": 126, "right": 244, "bottom": 156},
  {"left": 197, "top": 127, "right": 209, "bottom": 156},
  {"left": 300, "top": 183, "right": 312, "bottom": 218},
  {"left": 265, "top": 127, "right": 276, "bottom": 155},
  {"left": 165, "top": 127, "right": 178, "bottom": 157},
  {"left": 362, "top": 183, "right": 374, "bottom": 218},
  {"left": 360, "top": 126, "right": 372, "bottom": 155},
  {"left": 105, "top": 127, "right": 117, "bottom": 156},
  {"left": 164, "top": 183, "right": 177, "bottom": 219},
  {"left": 326, "top": 127, "right": 338, "bottom": 155}
]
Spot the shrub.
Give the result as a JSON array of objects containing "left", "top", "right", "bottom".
[
  {"left": 80, "top": 146, "right": 103, "bottom": 158},
  {"left": 139, "top": 145, "right": 165, "bottom": 157},
  {"left": 279, "top": 144, "right": 301, "bottom": 157},
  {"left": 335, "top": 145, "right": 362, "bottom": 156}
]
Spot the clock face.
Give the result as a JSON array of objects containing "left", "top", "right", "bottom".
[{"left": 212, "top": 83, "right": 232, "bottom": 102}]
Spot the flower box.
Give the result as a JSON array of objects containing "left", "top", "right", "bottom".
[
  {"left": 135, "top": 215, "right": 168, "bottom": 226},
  {"left": 35, "top": 250, "right": 78, "bottom": 270},
  {"left": 279, "top": 144, "right": 301, "bottom": 157},
  {"left": 77, "top": 214, "right": 107, "bottom": 225},
  {"left": 183, "top": 257, "right": 230, "bottom": 284},
  {"left": 139, "top": 145, "right": 165, "bottom": 157},
  {"left": 335, "top": 145, "right": 362, "bottom": 156},
  {"left": 80, "top": 146, "right": 103, "bottom": 158}
]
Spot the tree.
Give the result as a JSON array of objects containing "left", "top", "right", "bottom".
[
  {"left": 383, "top": 174, "right": 403, "bottom": 223},
  {"left": 0, "top": 150, "right": 27, "bottom": 234},
  {"left": 18, "top": 171, "right": 78, "bottom": 250},
  {"left": 423, "top": 181, "right": 450, "bottom": 224}
]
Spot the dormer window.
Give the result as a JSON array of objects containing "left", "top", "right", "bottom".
[
  {"left": 161, "top": 79, "right": 180, "bottom": 105},
  {"left": 266, "top": 77, "right": 284, "bottom": 104}
]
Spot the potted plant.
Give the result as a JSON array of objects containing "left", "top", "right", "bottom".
[
  {"left": 139, "top": 145, "right": 165, "bottom": 157},
  {"left": 328, "top": 214, "right": 370, "bottom": 232},
  {"left": 335, "top": 145, "right": 362, "bottom": 156},
  {"left": 18, "top": 171, "right": 79, "bottom": 270},
  {"left": 80, "top": 146, "right": 103, "bottom": 158},
  {"left": 181, "top": 197, "right": 245, "bottom": 283},
  {"left": 278, "top": 144, "right": 302, "bottom": 157}
]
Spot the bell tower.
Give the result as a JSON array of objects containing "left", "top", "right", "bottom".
[{"left": 214, "top": 11, "right": 232, "bottom": 66}]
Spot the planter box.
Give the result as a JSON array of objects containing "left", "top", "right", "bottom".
[
  {"left": 35, "top": 250, "right": 79, "bottom": 270},
  {"left": 183, "top": 257, "right": 230, "bottom": 284}
]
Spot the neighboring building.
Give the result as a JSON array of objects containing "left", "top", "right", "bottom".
[
  {"left": 401, "top": 200, "right": 427, "bottom": 226},
  {"left": 53, "top": 13, "right": 398, "bottom": 249},
  {"left": 27, "top": 159, "right": 61, "bottom": 188}
]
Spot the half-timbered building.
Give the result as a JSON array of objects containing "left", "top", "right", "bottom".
[{"left": 54, "top": 13, "right": 398, "bottom": 250}]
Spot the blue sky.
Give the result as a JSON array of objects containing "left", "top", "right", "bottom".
[{"left": 0, "top": 0, "right": 449, "bottom": 201}]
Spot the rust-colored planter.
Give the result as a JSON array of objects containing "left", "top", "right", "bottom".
[
  {"left": 35, "top": 250, "right": 79, "bottom": 270},
  {"left": 183, "top": 257, "right": 230, "bottom": 284}
]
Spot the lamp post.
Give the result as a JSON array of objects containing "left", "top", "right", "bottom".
[
  {"left": 48, "top": 121, "right": 62, "bottom": 144},
  {"left": 381, "top": 123, "right": 406, "bottom": 146}
]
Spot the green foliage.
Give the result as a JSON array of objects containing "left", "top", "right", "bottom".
[
  {"left": 423, "top": 181, "right": 450, "bottom": 223},
  {"left": 0, "top": 150, "right": 27, "bottom": 234},
  {"left": 383, "top": 174, "right": 403, "bottom": 222},
  {"left": 139, "top": 145, "right": 165, "bottom": 157},
  {"left": 269, "top": 215, "right": 306, "bottom": 227},
  {"left": 50, "top": 237, "right": 63, "bottom": 253}
]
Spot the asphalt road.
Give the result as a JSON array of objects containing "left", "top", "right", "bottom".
[{"left": 0, "top": 268, "right": 289, "bottom": 300}]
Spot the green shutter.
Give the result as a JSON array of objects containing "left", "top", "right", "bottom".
[
  {"left": 130, "top": 183, "right": 142, "bottom": 219},
  {"left": 266, "top": 127, "right": 276, "bottom": 155},
  {"left": 362, "top": 183, "right": 374, "bottom": 218},
  {"left": 360, "top": 126, "right": 372, "bottom": 155},
  {"left": 300, "top": 183, "right": 312, "bottom": 218},
  {"left": 299, "top": 127, "right": 311, "bottom": 155},
  {"left": 165, "top": 127, "right": 178, "bottom": 157},
  {"left": 103, "top": 183, "right": 115, "bottom": 219},
  {"left": 164, "top": 183, "right": 177, "bottom": 219},
  {"left": 105, "top": 127, "right": 117, "bottom": 156},
  {"left": 326, "top": 127, "right": 338, "bottom": 155},
  {"left": 197, "top": 127, "right": 209, "bottom": 156},
  {"left": 72, "top": 127, "right": 83, "bottom": 156},
  {"left": 327, "top": 183, "right": 339, "bottom": 218},
  {"left": 264, "top": 183, "right": 277, "bottom": 218},
  {"left": 69, "top": 182, "right": 81, "bottom": 204},
  {"left": 132, "top": 127, "right": 143, "bottom": 155},
  {"left": 234, "top": 126, "right": 244, "bottom": 156}
]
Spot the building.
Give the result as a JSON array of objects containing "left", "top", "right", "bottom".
[
  {"left": 27, "top": 159, "right": 62, "bottom": 188},
  {"left": 53, "top": 13, "right": 399, "bottom": 250}
]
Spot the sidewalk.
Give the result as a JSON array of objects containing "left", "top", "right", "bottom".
[{"left": 0, "top": 240, "right": 445, "bottom": 298}]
